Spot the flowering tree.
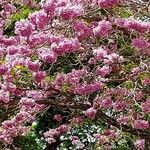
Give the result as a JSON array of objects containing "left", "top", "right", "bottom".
[{"left": 0, "top": 0, "right": 150, "bottom": 149}]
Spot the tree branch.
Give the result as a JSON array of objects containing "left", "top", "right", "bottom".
[{"left": 36, "top": 99, "right": 150, "bottom": 140}]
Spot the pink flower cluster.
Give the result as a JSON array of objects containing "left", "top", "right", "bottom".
[
  {"left": 93, "top": 21, "right": 112, "bottom": 37},
  {"left": 54, "top": 114, "right": 63, "bottom": 122},
  {"left": 38, "top": 38, "right": 80, "bottom": 64},
  {"left": 141, "top": 98, "right": 150, "bottom": 113},
  {"left": 72, "top": 82, "right": 104, "bottom": 95},
  {"left": 51, "top": 38, "right": 80, "bottom": 55},
  {"left": 96, "top": 65, "right": 111, "bottom": 77},
  {"left": 29, "top": 10, "right": 51, "bottom": 29},
  {"left": 113, "top": 101, "right": 127, "bottom": 112},
  {"left": 94, "top": 129, "right": 119, "bottom": 144},
  {"left": 97, "top": 0, "right": 119, "bottom": 8},
  {"left": 0, "top": 95, "right": 45, "bottom": 144},
  {"left": 133, "top": 119, "right": 149, "bottom": 130},
  {"left": 0, "top": 2, "right": 16, "bottom": 18},
  {"left": 134, "top": 139, "right": 145, "bottom": 150},
  {"left": 44, "top": 124, "right": 70, "bottom": 144},
  {"left": 132, "top": 37, "right": 149, "bottom": 50},
  {"left": 73, "top": 21, "right": 93, "bottom": 39},
  {"left": 0, "top": 90, "right": 10, "bottom": 103},
  {"left": 57, "top": 3, "right": 84, "bottom": 20},
  {"left": 100, "top": 97, "right": 113, "bottom": 108},
  {"left": 0, "top": 119, "right": 27, "bottom": 144},
  {"left": 117, "top": 115, "right": 130, "bottom": 125},
  {"left": 15, "top": 20, "right": 35, "bottom": 37},
  {"left": 115, "top": 19, "right": 150, "bottom": 33},
  {"left": 85, "top": 107, "right": 97, "bottom": 119}
]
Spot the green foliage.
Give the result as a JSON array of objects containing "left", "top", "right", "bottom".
[
  {"left": 12, "top": 7, "right": 32, "bottom": 21},
  {"left": 119, "top": 47, "right": 135, "bottom": 56},
  {"left": 122, "top": 61, "right": 136, "bottom": 73},
  {"left": 58, "top": 119, "right": 106, "bottom": 149},
  {"left": 122, "top": 80, "right": 133, "bottom": 89},
  {"left": 4, "top": 6, "right": 37, "bottom": 36},
  {"left": 145, "top": 114, "right": 150, "bottom": 122},
  {"left": 14, "top": 132, "right": 43, "bottom": 150},
  {"left": 112, "top": 138, "right": 136, "bottom": 150},
  {"left": 113, "top": 7, "right": 133, "bottom": 18},
  {"left": 12, "top": 66, "right": 34, "bottom": 89}
]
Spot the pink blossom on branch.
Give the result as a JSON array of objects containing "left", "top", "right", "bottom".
[
  {"left": 134, "top": 139, "right": 145, "bottom": 150},
  {"left": 97, "top": 0, "right": 119, "bottom": 8},
  {"left": 133, "top": 120, "right": 149, "bottom": 130},
  {"left": 84, "top": 107, "right": 97, "bottom": 119}
]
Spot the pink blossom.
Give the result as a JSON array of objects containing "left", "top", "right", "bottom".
[
  {"left": 18, "top": 46, "right": 31, "bottom": 56},
  {"left": 93, "top": 47, "right": 107, "bottom": 60},
  {"left": 96, "top": 66, "right": 111, "bottom": 77},
  {"left": 26, "top": 90, "right": 44, "bottom": 100},
  {"left": 0, "top": 65, "right": 8, "bottom": 75},
  {"left": 44, "top": 129, "right": 60, "bottom": 138},
  {"left": 117, "top": 116, "right": 130, "bottom": 125},
  {"left": 0, "top": 90, "right": 10, "bottom": 103},
  {"left": 34, "top": 71, "right": 46, "bottom": 82},
  {"left": 73, "top": 21, "right": 93, "bottom": 39},
  {"left": 57, "top": 124, "right": 70, "bottom": 133},
  {"left": 134, "top": 139, "right": 145, "bottom": 150},
  {"left": 98, "top": 0, "right": 119, "bottom": 8},
  {"left": 29, "top": 10, "right": 50, "bottom": 29},
  {"left": 17, "top": 126, "right": 28, "bottom": 135},
  {"left": 141, "top": 98, "right": 150, "bottom": 113},
  {"left": 94, "top": 134, "right": 108, "bottom": 144},
  {"left": 2, "top": 82, "right": 16, "bottom": 92},
  {"left": 57, "top": 4, "right": 84, "bottom": 20},
  {"left": 2, "top": 3, "right": 16, "bottom": 14},
  {"left": 103, "top": 129, "right": 119, "bottom": 139},
  {"left": 71, "top": 116, "right": 83, "bottom": 124},
  {"left": 0, "top": 47, "right": 5, "bottom": 57},
  {"left": 132, "top": 37, "right": 149, "bottom": 49},
  {"left": 39, "top": 47, "right": 57, "bottom": 63},
  {"left": 45, "top": 137, "right": 56, "bottom": 144},
  {"left": 143, "top": 78, "right": 150, "bottom": 86},
  {"left": 0, "top": 36, "right": 18, "bottom": 46},
  {"left": 42, "top": 0, "right": 56, "bottom": 16},
  {"left": 113, "top": 101, "right": 127, "bottom": 112},
  {"left": 127, "top": 20, "right": 150, "bottom": 33},
  {"left": 15, "top": 20, "right": 35, "bottom": 37},
  {"left": 44, "top": 129, "right": 60, "bottom": 143},
  {"left": 51, "top": 38, "right": 80, "bottom": 55},
  {"left": 54, "top": 114, "right": 63, "bottom": 122},
  {"left": 15, "top": 112, "right": 28, "bottom": 123},
  {"left": 106, "top": 53, "right": 124, "bottom": 63},
  {"left": 2, "top": 120, "right": 15, "bottom": 130},
  {"left": 20, "top": 97, "right": 35, "bottom": 107},
  {"left": 27, "top": 60, "right": 40, "bottom": 72},
  {"left": 41, "top": 52, "right": 57, "bottom": 63},
  {"left": 133, "top": 119, "right": 149, "bottom": 129},
  {"left": 71, "top": 136, "right": 80, "bottom": 145},
  {"left": 85, "top": 107, "right": 97, "bottom": 119},
  {"left": 73, "top": 82, "right": 103, "bottom": 95},
  {"left": 135, "top": 91, "right": 144, "bottom": 101},
  {"left": 7, "top": 46, "right": 18, "bottom": 55},
  {"left": 101, "top": 97, "right": 113, "bottom": 108},
  {"left": 114, "top": 18, "right": 128, "bottom": 28},
  {"left": 88, "top": 58, "right": 97, "bottom": 64},
  {"left": 93, "top": 21, "right": 112, "bottom": 37}
]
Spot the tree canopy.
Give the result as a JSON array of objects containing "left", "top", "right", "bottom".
[{"left": 0, "top": 0, "right": 150, "bottom": 149}]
